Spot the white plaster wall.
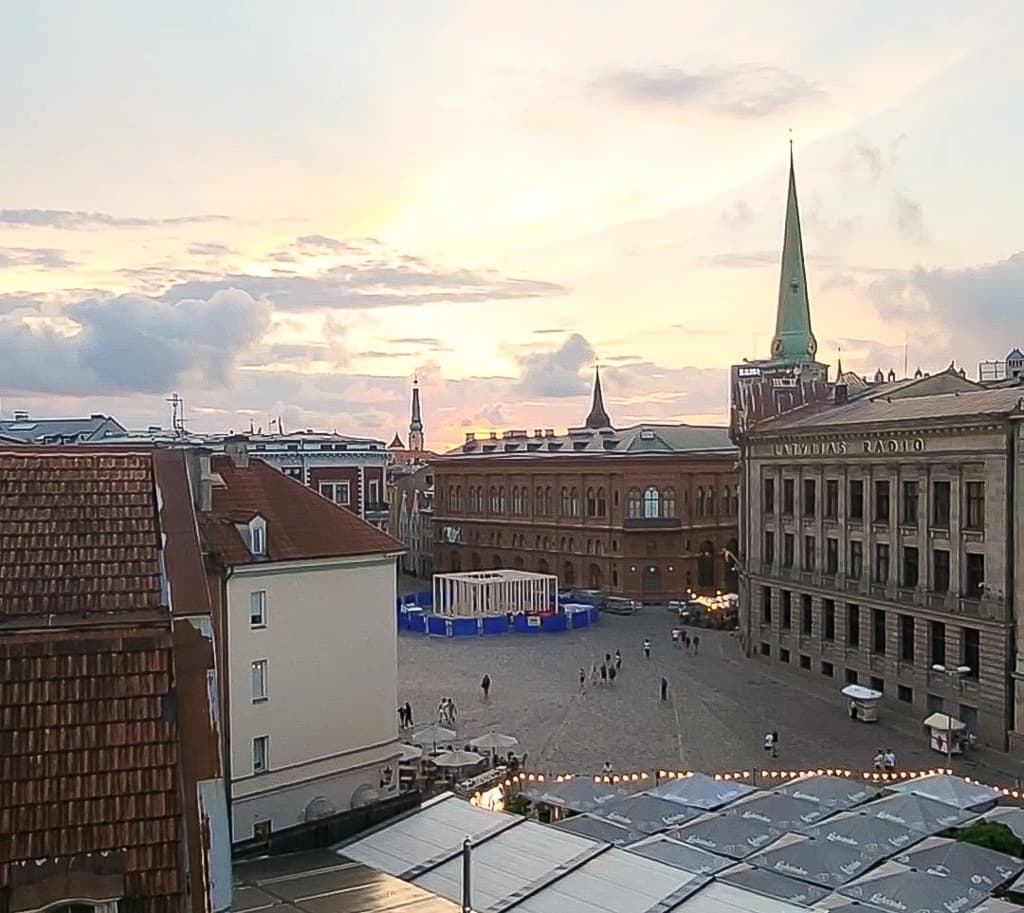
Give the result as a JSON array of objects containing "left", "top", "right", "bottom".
[{"left": 226, "top": 554, "right": 399, "bottom": 835}]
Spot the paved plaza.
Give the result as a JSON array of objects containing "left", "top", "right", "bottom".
[{"left": 398, "top": 606, "right": 1022, "bottom": 785}]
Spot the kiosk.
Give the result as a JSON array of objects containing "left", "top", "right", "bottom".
[
  {"left": 924, "top": 712, "right": 967, "bottom": 755},
  {"left": 842, "top": 684, "right": 882, "bottom": 722}
]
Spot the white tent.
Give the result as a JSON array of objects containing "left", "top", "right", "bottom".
[{"left": 432, "top": 569, "right": 557, "bottom": 617}]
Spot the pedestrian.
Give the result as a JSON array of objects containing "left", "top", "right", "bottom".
[
  {"left": 883, "top": 748, "right": 896, "bottom": 771},
  {"left": 771, "top": 730, "right": 779, "bottom": 759},
  {"left": 692, "top": 634, "right": 700, "bottom": 655},
  {"left": 660, "top": 676, "right": 668, "bottom": 701},
  {"left": 481, "top": 674, "right": 491, "bottom": 700},
  {"left": 437, "top": 698, "right": 447, "bottom": 724},
  {"left": 608, "top": 665, "right": 617, "bottom": 684},
  {"left": 643, "top": 638, "right": 651, "bottom": 659},
  {"left": 671, "top": 629, "right": 679, "bottom": 647},
  {"left": 873, "top": 749, "right": 885, "bottom": 771},
  {"left": 449, "top": 699, "right": 458, "bottom": 725},
  {"left": 600, "top": 663, "right": 608, "bottom": 683},
  {"left": 849, "top": 700, "right": 858, "bottom": 720},
  {"left": 605, "top": 652, "right": 612, "bottom": 665},
  {"left": 579, "top": 667, "right": 586, "bottom": 691},
  {"left": 682, "top": 631, "right": 690, "bottom": 652},
  {"left": 614, "top": 649, "right": 622, "bottom": 670},
  {"left": 404, "top": 701, "right": 413, "bottom": 729},
  {"left": 763, "top": 731, "right": 774, "bottom": 756},
  {"left": 602, "top": 760, "right": 613, "bottom": 774},
  {"left": 591, "top": 662, "right": 599, "bottom": 684},
  {"left": 397, "top": 705, "right": 407, "bottom": 729}
]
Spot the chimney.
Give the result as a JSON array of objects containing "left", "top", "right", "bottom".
[
  {"left": 224, "top": 434, "right": 250, "bottom": 468},
  {"left": 835, "top": 384, "right": 848, "bottom": 405},
  {"left": 534, "top": 428, "right": 543, "bottom": 438},
  {"left": 12, "top": 410, "right": 28, "bottom": 421},
  {"left": 464, "top": 432, "right": 476, "bottom": 443}
]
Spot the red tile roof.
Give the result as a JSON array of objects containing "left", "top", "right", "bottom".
[{"left": 201, "top": 455, "right": 403, "bottom": 566}]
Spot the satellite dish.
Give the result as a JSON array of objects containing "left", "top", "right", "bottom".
[{"left": 303, "top": 796, "right": 336, "bottom": 822}]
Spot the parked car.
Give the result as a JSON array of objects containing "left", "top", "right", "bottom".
[{"left": 604, "top": 596, "right": 640, "bottom": 615}]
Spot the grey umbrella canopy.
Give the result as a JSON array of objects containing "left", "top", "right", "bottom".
[
  {"left": 746, "top": 833, "right": 881, "bottom": 889},
  {"left": 411, "top": 724, "right": 457, "bottom": 748},
  {"left": 469, "top": 731, "right": 519, "bottom": 751},
  {"left": 718, "top": 862, "right": 831, "bottom": 906},
  {"left": 721, "top": 791, "right": 827, "bottom": 830},
  {"left": 398, "top": 743, "right": 423, "bottom": 762},
  {"left": 801, "top": 808, "right": 922, "bottom": 853},
  {"left": 592, "top": 792, "right": 701, "bottom": 834},
  {"left": 649, "top": 773, "right": 755, "bottom": 810},
  {"left": 627, "top": 835, "right": 733, "bottom": 876},
  {"left": 668, "top": 811, "right": 784, "bottom": 860},
  {"left": 888, "top": 773, "right": 1001, "bottom": 810},
  {"left": 840, "top": 861, "right": 990, "bottom": 912},
  {"left": 433, "top": 749, "right": 484, "bottom": 768},
  {"left": 552, "top": 813, "right": 642, "bottom": 846},
  {"left": 778, "top": 774, "right": 878, "bottom": 811},
  {"left": 894, "top": 836, "right": 1024, "bottom": 890},
  {"left": 866, "top": 792, "right": 975, "bottom": 835},
  {"left": 522, "top": 776, "right": 631, "bottom": 813}
]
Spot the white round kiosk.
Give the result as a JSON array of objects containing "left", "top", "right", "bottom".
[{"left": 842, "top": 683, "right": 882, "bottom": 723}]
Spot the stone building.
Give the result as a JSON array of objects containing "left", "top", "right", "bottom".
[
  {"left": 431, "top": 370, "right": 739, "bottom": 602},
  {"left": 730, "top": 147, "right": 1024, "bottom": 752}
]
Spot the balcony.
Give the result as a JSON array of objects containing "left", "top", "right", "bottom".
[{"left": 623, "top": 516, "right": 682, "bottom": 530}]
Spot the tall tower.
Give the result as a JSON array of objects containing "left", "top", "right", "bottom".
[
  {"left": 770, "top": 142, "right": 818, "bottom": 365},
  {"left": 408, "top": 376, "right": 424, "bottom": 451},
  {"left": 584, "top": 366, "right": 612, "bottom": 429}
]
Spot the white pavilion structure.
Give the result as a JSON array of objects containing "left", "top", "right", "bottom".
[{"left": 432, "top": 570, "right": 558, "bottom": 617}]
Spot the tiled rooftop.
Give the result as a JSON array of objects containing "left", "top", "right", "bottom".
[{"left": 200, "top": 455, "right": 403, "bottom": 565}]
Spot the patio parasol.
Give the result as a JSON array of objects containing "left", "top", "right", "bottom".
[
  {"left": 434, "top": 749, "right": 484, "bottom": 769},
  {"left": 398, "top": 743, "right": 423, "bottom": 762},
  {"left": 411, "top": 724, "right": 457, "bottom": 751},
  {"left": 469, "top": 731, "right": 519, "bottom": 752}
]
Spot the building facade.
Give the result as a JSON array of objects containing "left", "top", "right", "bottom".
[
  {"left": 432, "top": 372, "right": 739, "bottom": 602},
  {"left": 0, "top": 410, "right": 126, "bottom": 442},
  {"left": 731, "top": 148, "right": 1024, "bottom": 752},
  {"left": 390, "top": 462, "right": 435, "bottom": 579},
  {"left": 197, "top": 442, "right": 404, "bottom": 841}
]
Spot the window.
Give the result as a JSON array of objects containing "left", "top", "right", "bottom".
[
  {"left": 902, "top": 546, "right": 919, "bottom": 588},
  {"left": 782, "top": 533, "right": 794, "bottom": 568},
  {"left": 780, "top": 647, "right": 790, "bottom": 663},
  {"left": 781, "top": 591, "right": 792, "bottom": 629},
  {"left": 845, "top": 668, "right": 858, "bottom": 685},
  {"left": 597, "top": 487, "right": 607, "bottom": 516},
  {"left": 821, "top": 661, "right": 834, "bottom": 677},
  {"left": 319, "top": 480, "right": 351, "bottom": 504},
  {"left": 369, "top": 479, "right": 380, "bottom": 506},
  {"left": 643, "top": 486, "right": 661, "bottom": 519},
  {"left": 962, "top": 627, "right": 980, "bottom": 678},
  {"left": 932, "top": 548, "right": 950, "bottom": 592},
  {"left": 965, "top": 481, "right": 985, "bottom": 530},
  {"left": 662, "top": 488, "right": 676, "bottom": 518},
  {"left": 930, "top": 621, "right": 946, "bottom": 667},
  {"left": 250, "top": 521, "right": 266, "bottom": 556},
  {"left": 801, "top": 594, "right": 813, "bottom": 636},
  {"left": 250, "top": 591, "right": 267, "bottom": 628},
  {"left": 696, "top": 486, "right": 705, "bottom": 517},
  {"left": 965, "top": 553, "right": 985, "bottom": 596},
  {"left": 823, "top": 599, "right": 835, "bottom": 640},
  {"left": 763, "top": 530, "right": 775, "bottom": 565},
  {"left": 900, "top": 615, "right": 914, "bottom": 661},
  {"left": 848, "top": 540, "right": 863, "bottom": 579},
  {"left": 761, "top": 586, "right": 772, "bottom": 624},
  {"left": 874, "top": 480, "right": 890, "bottom": 524},
  {"left": 849, "top": 480, "right": 863, "bottom": 520},
  {"left": 874, "top": 543, "right": 890, "bottom": 583},
  {"left": 898, "top": 685, "right": 913, "bottom": 703},
  {"left": 932, "top": 481, "right": 951, "bottom": 528},
  {"left": 872, "top": 609, "right": 886, "bottom": 654},
  {"left": 627, "top": 488, "right": 642, "bottom": 519},
  {"left": 870, "top": 676, "right": 885, "bottom": 693},
  {"left": 826, "top": 537, "right": 839, "bottom": 575},
  {"left": 253, "top": 735, "right": 269, "bottom": 773},
  {"left": 803, "top": 535, "right": 815, "bottom": 570},
  {"left": 251, "top": 659, "right": 268, "bottom": 701},
  {"left": 586, "top": 487, "right": 596, "bottom": 516},
  {"left": 803, "top": 479, "right": 816, "bottom": 517},
  {"left": 760, "top": 642, "right": 771, "bottom": 657},
  {"left": 847, "top": 604, "right": 860, "bottom": 647},
  {"left": 763, "top": 478, "right": 775, "bottom": 515},
  {"left": 825, "top": 479, "right": 839, "bottom": 519},
  {"left": 782, "top": 478, "right": 794, "bottom": 515},
  {"left": 799, "top": 654, "right": 811, "bottom": 670},
  {"left": 902, "top": 480, "right": 919, "bottom": 526},
  {"left": 569, "top": 487, "right": 579, "bottom": 516}
]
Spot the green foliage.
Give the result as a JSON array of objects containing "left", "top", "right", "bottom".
[
  {"left": 955, "top": 820, "right": 1024, "bottom": 858},
  {"left": 505, "top": 792, "right": 532, "bottom": 816}
]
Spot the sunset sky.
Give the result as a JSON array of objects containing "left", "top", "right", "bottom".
[{"left": 2, "top": 1, "right": 1022, "bottom": 450}]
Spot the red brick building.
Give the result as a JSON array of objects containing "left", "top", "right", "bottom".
[
  {"left": 0, "top": 447, "right": 230, "bottom": 913},
  {"left": 432, "top": 371, "right": 740, "bottom": 602}
]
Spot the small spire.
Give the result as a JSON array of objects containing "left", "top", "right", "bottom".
[
  {"left": 408, "top": 374, "right": 424, "bottom": 450},
  {"left": 585, "top": 365, "right": 612, "bottom": 429}
]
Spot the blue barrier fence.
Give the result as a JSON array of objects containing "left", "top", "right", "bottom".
[{"left": 398, "top": 598, "right": 599, "bottom": 638}]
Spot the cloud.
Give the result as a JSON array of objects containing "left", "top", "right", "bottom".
[
  {"left": 845, "top": 144, "right": 885, "bottom": 182},
  {"left": 893, "top": 192, "right": 928, "bottom": 242},
  {"left": 294, "top": 234, "right": 361, "bottom": 254},
  {"left": 386, "top": 336, "right": 452, "bottom": 351},
  {"left": 721, "top": 201, "right": 753, "bottom": 228},
  {"left": 0, "top": 288, "right": 271, "bottom": 395},
  {"left": 187, "top": 241, "right": 235, "bottom": 257},
  {"left": 0, "top": 209, "right": 228, "bottom": 229},
  {"left": 0, "top": 247, "right": 74, "bottom": 269},
  {"left": 592, "top": 64, "right": 825, "bottom": 118},
  {"left": 515, "top": 332, "right": 595, "bottom": 397},
  {"left": 700, "top": 251, "right": 778, "bottom": 269}
]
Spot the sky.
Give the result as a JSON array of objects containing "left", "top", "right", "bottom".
[{"left": 2, "top": 1, "right": 1022, "bottom": 450}]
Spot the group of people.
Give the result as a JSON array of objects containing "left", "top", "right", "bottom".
[
  {"left": 437, "top": 696, "right": 459, "bottom": 726},
  {"left": 580, "top": 650, "right": 624, "bottom": 689},
  {"left": 397, "top": 701, "right": 414, "bottom": 730},
  {"left": 671, "top": 628, "right": 700, "bottom": 654},
  {"left": 873, "top": 747, "right": 898, "bottom": 771}
]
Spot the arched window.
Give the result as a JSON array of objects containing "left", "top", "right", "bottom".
[
  {"left": 522, "top": 486, "right": 531, "bottom": 514},
  {"left": 627, "top": 487, "right": 642, "bottom": 519},
  {"left": 570, "top": 487, "right": 580, "bottom": 516},
  {"left": 511, "top": 486, "right": 520, "bottom": 515},
  {"left": 595, "top": 540, "right": 603, "bottom": 556},
  {"left": 498, "top": 486, "right": 505, "bottom": 512},
  {"left": 586, "top": 539, "right": 593, "bottom": 554},
  {"left": 662, "top": 487, "right": 676, "bottom": 518},
  {"left": 561, "top": 487, "right": 570, "bottom": 515},
  {"left": 568, "top": 538, "right": 576, "bottom": 553},
  {"left": 535, "top": 486, "right": 544, "bottom": 514},
  {"left": 586, "top": 487, "right": 597, "bottom": 516},
  {"left": 545, "top": 486, "right": 553, "bottom": 514},
  {"left": 707, "top": 487, "right": 716, "bottom": 516},
  {"left": 696, "top": 486, "right": 705, "bottom": 517},
  {"left": 488, "top": 486, "right": 496, "bottom": 512},
  {"left": 643, "top": 486, "right": 660, "bottom": 519},
  {"left": 597, "top": 487, "right": 607, "bottom": 516},
  {"left": 560, "top": 536, "right": 566, "bottom": 551}
]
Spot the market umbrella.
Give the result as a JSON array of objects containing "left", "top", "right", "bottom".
[
  {"left": 398, "top": 743, "right": 423, "bottom": 762},
  {"left": 411, "top": 724, "right": 456, "bottom": 750},
  {"left": 434, "top": 749, "right": 484, "bottom": 769},
  {"left": 470, "top": 731, "right": 519, "bottom": 752}
]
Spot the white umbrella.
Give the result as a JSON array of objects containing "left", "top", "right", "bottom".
[
  {"left": 399, "top": 743, "right": 423, "bottom": 762},
  {"left": 411, "top": 724, "right": 457, "bottom": 749},
  {"left": 470, "top": 732, "right": 519, "bottom": 752},
  {"left": 434, "top": 749, "right": 484, "bottom": 769}
]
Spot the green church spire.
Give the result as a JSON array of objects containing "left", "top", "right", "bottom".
[{"left": 769, "top": 143, "right": 818, "bottom": 364}]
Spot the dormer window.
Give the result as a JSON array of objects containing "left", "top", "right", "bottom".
[{"left": 249, "top": 515, "right": 267, "bottom": 557}]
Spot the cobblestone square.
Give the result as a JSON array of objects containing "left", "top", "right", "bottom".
[{"left": 398, "top": 607, "right": 1018, "bottom": 784}]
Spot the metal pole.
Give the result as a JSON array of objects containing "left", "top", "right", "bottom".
[{"left": 461, "top": 837, "right": 472, "bottom": 913}]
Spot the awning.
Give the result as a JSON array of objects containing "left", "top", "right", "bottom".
[
  {"left": 840, "top": 684, "right": 882, "bottom": 701},
  {"left": 922, "top": 712, "right": 966, "bottom": 731}
]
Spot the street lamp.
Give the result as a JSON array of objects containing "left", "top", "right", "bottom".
[{"left": 931, "top": 664, "right": 972, "bottom": 769}]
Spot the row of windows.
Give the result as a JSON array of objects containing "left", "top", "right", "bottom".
[
  {"left": 445, "top": 482, "right": 737, "bottom": 518},
  {"left": 764, "top": 477, "right": 985, "bottom": 530},
  {"left": 760, "top": 587, "right": 981, "bottom": 675},
  {"left": 763, "top": 531, "right": 986, "bottom": 596}
]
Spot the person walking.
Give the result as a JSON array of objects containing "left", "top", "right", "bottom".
[
  {"left": 643, "top": 638, "right": 651, "bottom": 660},
  {"left": 614, "top": 649, "right": 622, "bottom": 671},
  {"left": 397, "top": 705, "right": 407, "bottom": 729},
  {"left": 481, "top": 674, "right": 491, "bottom": 700},
  {"left": 404, "top": 701, "right": 413, "bottom": 729},
  {"left": 608, "top": 664, "right": 617, "bottom": 685},
  {"left": 660, "top": 676, "right": 669, "bottom": 702},
  {"left": 692, "top": 634, "right": 700, "bottom": 655},
  {"left": 578, "top": 667, "right": 586, "bottom": 692},
  {"left": 591, "top": 662, "right": 599, "bottom": 684},
  {"left": 600, "top": 663, "right": 608, "bottom": 683}
]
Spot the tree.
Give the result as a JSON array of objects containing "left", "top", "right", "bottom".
[{"left": 955, "top": 820, "right": 1024, "bottom": 857}]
